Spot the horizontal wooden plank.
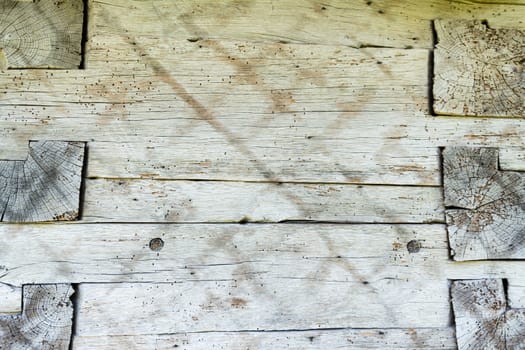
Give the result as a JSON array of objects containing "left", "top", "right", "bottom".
[
  {"left": 0, "top": 46, "right": 435, "bottom": 185},
  {"left": 3, "top": 43, "right": 525, "bottom": 185},
  {"left": 0, "top": 223, "right": 450, "bottom": 330},
  {"left": 72, "top": 328, "right": 457, "bottom": 350},
  {"left": 0, "top": 284, "right": 20, "bottom": 314},
  {"left": 87, "top": 0, "right": 525, "bottom": 52},
  {"left": 1, "top": 223, "right": 525, "bottom": 332},
  {"left": 82, "top": 179, "right": 444, "bottom": 223}
]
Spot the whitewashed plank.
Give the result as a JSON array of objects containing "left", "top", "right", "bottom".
[
  {"left": 2, "top": 224, "right": 525, "bottom": 331},
  {"left": 72, "top": 328, "right": 457, "bottom": 350},
  {"left": 87, "top": 0, "right": 525, "bottom": 54},
  {"left": 0, "top": 46, "right": 434, "bottom": 185},
  {"left": 4, "top": 52, "right": 525, "bottom": 185},
  {"left": 433, "top": 20, "right": 524, "bottom": 117},
  {"left": 0, "top": 0, "right": 83, "bottom": 68},
  {"left": 83, "top": 179, "right": 444, "bottom": 223},
  {"left": 0, "top": 283, "right": 20, "bottom": 314},
  {"left": 0, "top": 284, "right": 74, "bottom": 350},
  {"left": 0, "top": 140, "right": 85, "bottom": 222},
  {"left": 0, "top": 223, "right": 452, "bottom": 329}
]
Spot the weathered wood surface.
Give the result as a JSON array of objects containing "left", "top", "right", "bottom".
[
  {"left": 433, "top": 20, "right": 525, "bottom": 118},
  {"left": 83, "top": 179, "right": 443, "bottom": 223},
  {"left": 443, "top": 147, "right": 525, "bottom": 261},
  {"left": 0, "top": 0, "right": 83, "bottom": 68},
  {"left": 0, "top": 140, "right": 85, "bottom": 222},
  {"left": 86, "top": 0, "right": 525, "bottom": 53},
  {"left": 72, "top": 328, "right": 457, "bottom": 350},
  {"left": 1, "top": 223, "right": 525, "bottom": 331},
  {"left": 0, "top": 283, "right": 21, "bottom": 314},
  {"left": 451, "top": 279, "right": 525, "bottom": 350},
  {"left": 0, "top": 284, "right": 73, "bottom": 350}
]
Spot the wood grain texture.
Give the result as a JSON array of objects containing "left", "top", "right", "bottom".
[
  {"left": 87, "top": 0, "right": 525, "bottom": 52},
  {"left": 72, "top": 328, "right": 457, "bottom": 350},
  {"left": 3, "top": 223, "right": 525, "bottom": 331},
  {"left": 451, "top": 279, "right": 525, "bottom": 350},
  {"left": 443, "top": 147, "right": 525, "bottom": 261},
  {"left": 0, "top": 140, "right": 85, "bottom": 222},
  {"left": 0, "top": 284, "right": 74, "bottom": 350},
  {"left": 82, "top": 179, "right": 444, "bottom": 223},
  {"left": 433, "top": 20, "right": 525, "bottom": 117},
  {"left": 0, "top": 223, "right": 453, "bottom": 329},
  {"left": 0, "top": 283, "right": 21, "bottom": 314},
  {"left": 0, "top": 0, "right": 83, "bottom": 68}
]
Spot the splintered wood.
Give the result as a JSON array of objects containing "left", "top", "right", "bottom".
[
  {"left": 0, "top": 0, "right": 83, "bottom": 69},
  {"left": 433, "top": 20, "right": 525, "bottom": 117},
  {"left": 443, "top": 147, "right": 525, "bottom": 261},
  {"left": 451, "top": 279, "right": 525, "bottom": 350},
  {"left": 0, "top": 140, "right": 85, "bottom": 222},
  {"left": 0, "top": 284, "right": 74, "bottom": 350}
]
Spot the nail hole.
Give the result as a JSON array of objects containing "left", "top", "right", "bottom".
[
  {"left": 149, "top": 238, "right": 164, "bottom": 251},
  {"left": 407, "top": 240, "right": 422, "bottom": 253}
]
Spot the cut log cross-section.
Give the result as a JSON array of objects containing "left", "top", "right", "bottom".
[
  {"left": 433, "top": 19, "right": 525, "bottom": 117},
  {"left": 451, "top": 279, "right": 525, "bottom": 350},
  {"left": 0, "top": 0, "right": 84, "bottom": 69},
  {"left": 0, "top": 140, "right": 86, "bottom": 222},
  {"left": 0, "top": 284, "right": 74, "bottom": 350},
  {"left": 443, "top": 147, "right": 525, "bottom": 261}
]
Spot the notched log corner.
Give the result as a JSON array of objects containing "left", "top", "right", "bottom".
[
  {"left": 443, "top": 147, "right": 525, "bottom": 261},
  {"left": 0, "top": 140, "right": 86, "bottom": 223},
  {"left": 451, "top": 279, "right": 525, "bottom": 350},
  {"left": 0, "top": 284, "right": 74, "bottom": 350},
  {"left": 0, "top": 0, "right": 84, "bottom": 69},
  {"left": 433, "top": 19, "right": 524, "bottom": 117}
]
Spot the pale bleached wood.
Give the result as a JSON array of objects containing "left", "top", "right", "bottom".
[
  {"left": 0, "top": 223, "right": 454, "bottom": 329},
  {"left": 451, "top": 279, "right": 525, "bottom": 350},
  {"left": 3, "top": 223, "right": 525, "bottom": 331},
  {"left": 433, "top": 20, "right": 525, "bottom": 117},
  {"left": 0, "top": 45, "right": 433, "bottom": 184},
  {"left": 0, "top": 0, "right": 83, "bottom": 68},
  {"left": 72, "top": 327, "right": 457, "bottom": 350},
  {"left": 0, "top": 140, "right": 85, "bottom": 222},
  {"left": 443, "top": 147, "right": 525, "bottom": 261},
  {"left": 0, "top": 284, "right": 73, "bottom": 350},
  {"left": 86, "top": 0, "right": 525, "bottom": 55},
  {"left": 0, "top": 283, "right": 21, "bottom": 314},
  {"left": 83, "top": 179, "right": 443, "bottom": 223}
]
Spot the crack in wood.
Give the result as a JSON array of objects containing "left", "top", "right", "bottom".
[
  {"left": 433, "top": 19, "right": 525, "bottom": 117},
  {"left": 451, "top": 279, "right": 525, "bottom": 350},
  {"left": 0, "top": 140, "right": 86, "bottom": 222},
  {"left": 0, "top": 284, "right": 74, "bottom": 350},
  {"left": 443, "top": 147, "right": 525, "bottom": 261},
  {"left": 0, "top": 0, "right": 84, "bottom": 69}
]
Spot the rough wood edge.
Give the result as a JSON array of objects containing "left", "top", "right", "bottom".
[
  {"left": 433, "top": 19, "right": 525, "bottom": 117},
  {"left": 443, "top": 147, "right": 525, "bottom": 260},
  {"left": 451, "top": 279, "right": 525, "bottom": 350},
  {"left": 0, "top": 284, "right": 74, "bottom": 349},
  {"left": 0, "top": 140, "right": 86, "bottom": 222}
]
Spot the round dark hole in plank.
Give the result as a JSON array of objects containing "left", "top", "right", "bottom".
[
  {"left": 407, "top": 240, "right": 421, "bottom": 253},
  {"left": 149, "top": 238, "right": 164, "bottom": 251}
]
